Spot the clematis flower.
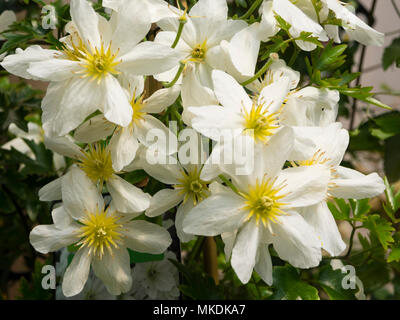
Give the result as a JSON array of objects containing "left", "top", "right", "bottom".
[
  {"left": 74, "top": 75, "right": 180, "bottom": 172},
  {"left": 187, "top": 69, "right": 320, "bottom": 180},
  {"left": 154, "top": 0, "right": 250, "bottom": 107},
  {"left": 290, "top": 122, "right": 385, "bottom": 256},
  {"left": 38, "top": 137, "right": 151, "bottom": 215},
  {"left": 30, "top": 167, "right": 172, "bottom": 297},
  {"left": 138, "top": 146, "right": 210, "bottom": 243},
  {"left": 1, "top": 0, "right": 180, "bottom": 137},
  {"left": 182, "top": 142, "right": 332, "bottom": 284}
]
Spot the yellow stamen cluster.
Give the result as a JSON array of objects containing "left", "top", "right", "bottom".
[
  {"left": 175, "top": 166, "right": 209, "bottom": 205},
  {"left": 76, "top": 208, "right": 123, "bottom": 259},
  {"left": 290, "top": 149, "right": 330, "bottom": 167},
  {"left": 62, "top": 39, "right": 121, "bottom": 83},
  {"left": 130, "top": 93, "right": 147, "bottom": 128},
  {"left": 241, "top": 178, "right": 288, "bottom": 228},
  {"left": 190, "top": 40, "right": 208, "bottom": 62},
  {"left": 242, "top": 101, "right": 281, "bottom": 143},
  {"left": 78, "top": 144, "right": 115, "bottom": 186},
  {"left": 290, "top": 150, "right": 338, "bottom": 200}
]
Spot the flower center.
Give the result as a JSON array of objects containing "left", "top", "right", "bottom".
[
  {"left": 62, "top": 39, "right": 121, "bottom": 83},
  {"left": 77, "top": 208, "right": 123, "bottom": 259},
  {"left": 175, "top": 166, "right": 209, "bottom": 205},
  {"left": 78, "top": 144, "right": 115, "bottom": 185},
  {"left": 242, "top": 101, "right": 280, "bottom": 143},
  {"left": 190, "top": 40, "right": 208, "bottom": 62},
  {"left": 241, "top": 178, "right": 288, "bottom": 227},
  {"left": 291, "top": 149, "right": 330, "bottom": 167}
]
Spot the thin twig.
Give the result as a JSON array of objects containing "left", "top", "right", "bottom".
[{"left": 391, "top": 0, "right": 400, "bottom": 19}]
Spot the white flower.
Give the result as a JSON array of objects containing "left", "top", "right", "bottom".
[
  {"left": 154, "top": 0, "right": 250, "bottom": 107},
  {"left": 132, "top": 251, "right": 180, "bottom": 300},
  {"left": 74, "top": 75, "right": 180, "bottom": 172},
  {"left": 1, "top": 0, "right": 180, "bottom": 137},
  {"left": 138, "top": 148, "right": 210, "bottom": 243},
  {"left": 0, "top": 10, "right": 16, "bottom": 61},
  {"left": 182, "top": 143, "right": 332, "bottom": 284},
  {"left": 2, "top": 122, "right": 66, "bottom": 173},
  {"left": 38, "top": 137, "right": 151, "bottom": 215},
  {"left": 291, "top": 123, "right": 385, "bottom": 256},
  {"left": 30, "top": 167, "right": 172, "bottom": 297}
]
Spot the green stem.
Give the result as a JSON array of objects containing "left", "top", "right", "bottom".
[
  {"left": 172, "top": 20, "right": 186, "bottom": 49},
  {"left": 240, "top": 56, "right": 274, "bottom": 87},
  {"left": 163, "top": 61, "right": 185, "bottom": 88},
  {"left": 239, "top": 0, "right": 263, "bottom": 20},
  {"left": 218, "top": 174, "right": 240, "bottom": 196}
]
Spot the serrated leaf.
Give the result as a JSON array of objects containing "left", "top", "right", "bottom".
[
  {"left": 328, "top": 198, "right": 350, "bottom": 220},
  {"left": 363, "top": 214, "right": 395, "bottom": 250},
  {"left": 388, "top": 246, "right": 400, "bottom": 263}
]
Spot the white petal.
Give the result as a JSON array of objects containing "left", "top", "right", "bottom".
[
  {"left": 140, "top": 155, "right": 182, "bottom": 185},
  {"left": 258, "top": 77, "right": 291, "bottom": 114},
  {"left": 175, "top": 200, "right": 196, "bottom": 243},
  {"left": 212, "top": 70, "right": 252, "bottom": 113},
  {"left": 189, "top": 105, "right": 244, "bottom": 141},
  {"left": 70, "top": 0, "right": 101, "bottom": 48},
  {"left": 101, "top": 75, "right": 133, "bottom": 128},
  {"left": 42, "top": 78, "right": 100, "bottom": 137},
  {"left": 74, "top": 114, "right": 116, "bottom": 143},
  {"left": 62, "top": 166, "right": 104, "bottom": 221},
  {"left": 254, "top": 243, "right": 273, "bottom": 285},
  {"left": 276, "top": 165, "right": 331, "bottom": 208},
  {"left": 29, "top": 224, "right": 79, "bottom": 254},
  {"left": 43, "top": 135, "right": 82, "bottom": 159},
  {"left": 92, "top": 248, "right": 132, "bottom": 295},
  {"left": 145, "top": 188, "right": 183, "bottom": 218},
  {"left": 1, "top": 46, "right": 59, "bottom": 80},
  {"left": 182, "top": 191, "right": 246, "bottom": 236},
  {"left": 107, "top": 174, "right": 151, "bottom": 214},
  {"left": 122, "top": 220, "right": 172, "bottom": 254},
  {"left": 51, "top": 206, "right": 73, "bottom": 230},
  {"left": 301, "top": 202, "right": 346, "bottom": 256},
  {"left": 120, "top": 42, "right": 180, "bottom": 76},
  {"left": 62, "top": 247, "right": 92, "bottom": 297},
  {"left": 271, "top": 211, "right": 322, "bottom": 268},
  {"left": 110, "top": 1, "right": 151, "bottom": 55},
  {"left": 109, "top": 128, "right": 139, "bottom": 173},
  {"left": 256, "top": 1, "right": 279, "bottom": 41},
  {"left": 27, "top": 59, "right": 80, "bottom": 81},
  {"left": 330, "top": 167, "right": 385, "bottom": 199},
  {"left": 142, "top": 86, "right": 181, "bottom": 114},
  {"left": 221, "top": 231, "right": 237, "bottom": 261},
  {"left": 39, "top": 177, "right": 62, "bottom": 202},
  {"left": 180, "top": 64, "right": 218, "bottom": 109},
  {"left": 231, "top": 218, "right": 260, "bottom": 284},
  {"left": 190, "top": 0, "right": 227, "bottom": 21}
]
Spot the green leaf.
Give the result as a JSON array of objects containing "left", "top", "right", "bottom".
[
  {"left": 363, "top": 214, "right": 395, "bottom": 250},
  {"left": 318, "top": 265, "right": 358, "bottom": 300},
  {"left": 327, "top": 198, "right": 350, "bottom": 221},
  {"left": 271, "top": 265, "right": 319, "bottom": 300},
  {"left": 315, "top": 41, "right": 347, "bottom": 71},
  {"left": 384, "top": 135, "right": 400, "bottom": 183},
  {"left": 382, "top": 37, "right": 400, "bottom": 70},
  {"left": 388, "top": 245, "right": 400, "bottom": 263}
]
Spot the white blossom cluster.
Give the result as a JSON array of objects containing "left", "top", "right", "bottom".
[{"left": 1, "top": 0, "right": 385, "bottom": 297}]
